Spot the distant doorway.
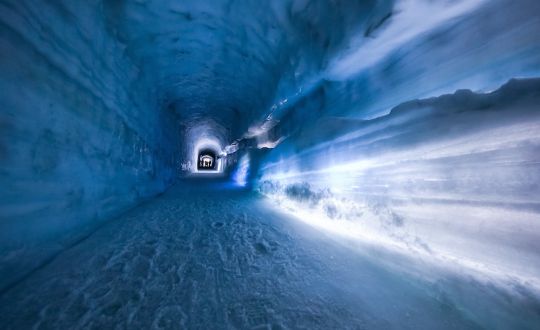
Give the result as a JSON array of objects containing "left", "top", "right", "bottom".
[{"left": 197, "top": 149, "right": 217, "bottom": 170}]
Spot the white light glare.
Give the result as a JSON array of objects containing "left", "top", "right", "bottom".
[{"left": 232, "top": 154, "right": 250, "bottom": 186}]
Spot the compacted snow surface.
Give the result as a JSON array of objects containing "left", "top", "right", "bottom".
[{"left": 1, "top": 179, "right": 538, "bottom": 329}]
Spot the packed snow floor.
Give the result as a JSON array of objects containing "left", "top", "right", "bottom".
[{"left": 1, "top": 179, "right": 539, "bottom": 329}]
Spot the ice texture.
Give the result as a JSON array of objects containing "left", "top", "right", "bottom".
[
  {"left": 0, "top": 0, "right": 395, "bottom": 289},
  {"left": 1, "top": 180, "right": 538, "bottom": 329},
  {"left": 0, "top": 1, "right": 183, "bottom": 290},
  {"left": 0, "top": 0, "right": 540, "bottom": 328},
  {"left": 258, "top": 78, "right": 540, "bottom": 290}
]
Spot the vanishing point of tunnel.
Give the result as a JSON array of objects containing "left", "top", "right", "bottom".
[{"left": 1, "top": 0, "right": 540, "bottom": 329}]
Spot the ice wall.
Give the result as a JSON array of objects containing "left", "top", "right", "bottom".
[
  {"left": 247, "top": 0, "right": 540, "bottom": 143},
  {"left": 0, "top": 1, "right": 182, "bottom": 291},
  {"left": 253, "top": 0, "right": 540, "bottom": 292},
  {"left": 322, "top": 0, "right": 540, "bottom": 119},
  {"left": 258, "top": 79, "right": 540, "bottom": 290}
]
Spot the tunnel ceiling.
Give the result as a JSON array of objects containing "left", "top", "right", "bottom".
[{"left": 103, "top": 0, "right": 393, "bottom": 140}]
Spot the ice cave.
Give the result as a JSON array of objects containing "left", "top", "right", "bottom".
[{"left": 1, "top": 0, "right": 540, "bottom": 329}]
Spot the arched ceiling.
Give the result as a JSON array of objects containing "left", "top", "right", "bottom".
[{"left": 103, "top": 0, "right": 393, "bottom": 140}]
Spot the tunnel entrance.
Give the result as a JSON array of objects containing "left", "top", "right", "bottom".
[{"left": 197, "top": 149, "right": 217, "bottom": 170}]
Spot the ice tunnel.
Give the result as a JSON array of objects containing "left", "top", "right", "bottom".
[{"left": 1, "top": 0, "right": 540, "bottom": 328}]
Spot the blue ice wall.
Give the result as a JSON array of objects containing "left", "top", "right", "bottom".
[
  {"left": 257, "top": 78, "right": 540, "bottom": 290},
  {"left": 0, "top": 1, "right": 182, "bottom": 290},
  {"left": 253, "top": 0, "right": 540, "bottom": 292},
  {"left": 322, "top": 0, "right": 540, "bottom": 119},
  {"left": 247, "top": 0, "right": 540, "bottom": 142}
]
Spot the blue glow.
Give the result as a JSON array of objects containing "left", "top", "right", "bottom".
[
  {"left": 232, "top": 154, "right": 250, "bottom": 187},
  {"left": 1, "top": 0, "right": 540, "bottom": 328},
  {"left": 258, "top": 79, "right": 540, "bottom": 291}
]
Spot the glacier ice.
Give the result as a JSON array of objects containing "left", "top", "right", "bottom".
[
  {"left": 258, "top": 78, "right": 540, "bottom": 288},
  {"left": 0, "top": 0, "right": 540, "bottom": 328},
  {"left": 0, "top": 0, "right": 184, "bottom": 290}
]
